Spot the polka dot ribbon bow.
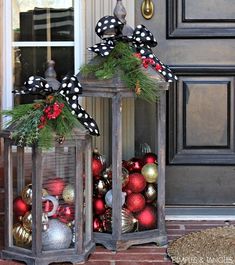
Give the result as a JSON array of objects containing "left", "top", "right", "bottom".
[
  {"left": 88, "top": 16, "right": 178, "bottom": 82},
  {"left": 13, "top": 75, "right": 100, "bottom": 136}
]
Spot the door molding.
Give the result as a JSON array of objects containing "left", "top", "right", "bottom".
[
  {"left": 168, "top": 66, "right": 235, "bottom": 165},
  {"left": 167, "top": 0, "right": 235, "bottom": 38}
]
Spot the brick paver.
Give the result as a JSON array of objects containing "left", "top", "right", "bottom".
[{"left": 0, "top": 220, "right": 233, "bottom": 265}]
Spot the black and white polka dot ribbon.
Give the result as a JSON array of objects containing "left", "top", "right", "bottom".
[
  {"left": 88, "top": 16, "right": 177, "bottom": 82},
  {"left": 13, "top": 75, "right": 100, "bottom": 136}
]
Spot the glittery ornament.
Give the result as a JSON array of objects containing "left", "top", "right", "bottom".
[
  {"left": 93, "top": 198, "right": 106, "bottom": 215},
  {"left": 126, "top": 193, "right": 146, "bottom": 213},
  {"left": 126, "top": 173, "right": 146, "bottom": 193},
  {"left": 94, "top": 179, "right": 109, "bottom": 196},
  {"left": 13, "top": 223, "right": 32, "bottom": 246},
  {"left": 93, "top": 217, "right": 103, "bottom": 232},
  {"left": 13, "top": 196, "right": 30, "bottom": 217},
  {"left": 143, "top": 152, "right": 158, "bottom": 164},
  {"left": 104, "top": 189, "right": 126, "bottom": 208},
  {"left": 141, "top": 163, "right": 158, "bottom": 183},
  {"left": 103, "top": 208, "right": 138, "bottom": 233},
  {"left": 62, "top": 184, "right": 75, "bottom": 204},
  {"left": 42, "top": 219, "right": 72, "bottom": 250},
  {"left": 135, "top": 205, "right": 157, "bottom": 230},
  {"left": 57, "top": 204, "right": 75, "bottom": 223},
  {"left": 44, "top": 177, "right": 65, "bottom": 196},
  {"left": 21, "top": 184, "right": 33, "bottom": 205},
  {"left": 144, "top": 184, "right": 157, "bottom": 203}
]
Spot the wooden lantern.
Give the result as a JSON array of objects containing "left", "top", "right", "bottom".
[
  {"left": 0, "top": 129, "right": 95, "bottom": 265},
  {"left": 79, "top": 71, "right": 168, "bottom": 251}
]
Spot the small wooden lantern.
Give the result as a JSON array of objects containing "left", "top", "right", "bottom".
[
  {"left": 0, "top": 129, "right": 95, "bottom": 265},
  {"left": 79, "top": 71, "right": 168, "bottom": 250}
]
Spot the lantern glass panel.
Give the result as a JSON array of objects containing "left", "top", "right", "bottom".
[
  {"left": 91, "top": 97, "right": 158, "bottom": 234},
  {"left": 12, "top": 146, "right": 33, "bottom": 250},
  {"left": 11, "top": 144, "right": 85, "bottom": 252},
  {"left": 41, "top": 146, "right": 77, "bottom": 252}
]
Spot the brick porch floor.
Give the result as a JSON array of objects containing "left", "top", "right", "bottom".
[{"left": 0, "top": 220, "right": 234, "bottom": 265}]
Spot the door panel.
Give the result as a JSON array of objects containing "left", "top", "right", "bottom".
[
  {"left": 167, "top": 0, "right": 235, "bottom": 38},
  {"left": 136, "top": 0, "right": 235, "bottom": 205}
]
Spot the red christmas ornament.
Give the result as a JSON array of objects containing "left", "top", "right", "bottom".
[
  {"left": 93, "top": 198, "right": 106, "bottom": 215},
  {"left": 44, "top": 177, "right": 65, "bottom": 196},
  {"left": 13, "top": 197, "right": 30, "bottom": 217},
  {"left": 126, "top": 158, "right": 143, "bottom": 173},
  {"left": 93, "top": 217, "right": 103, "bottom": 232},
  {"left": 43, "top": 200, "right": 57, "bottom": 218},
  {"left": 126, "top": 193, "right": 146, "bottom": 213},
  {"left": 135, "top": 205, "right": 157, "bottom": 230},
  {"left": 122, "top": 160, "right": 129, "bottom": 170},
  {"left": 126, "top": 173, "right": 146, "bottom": 193},
  {"left": 57, "top": 204, "right": 75, "bottom": 223},
  {"left": 122, "top": 187, "right": 132, "bottom": 195},
  {"left": 143, "top": 153, "right": 158, "bottom": 165},
  {"left": 92, "top": 158, "right": 103, "bottom": 177}
]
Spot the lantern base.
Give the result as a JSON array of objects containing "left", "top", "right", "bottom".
[
  {"left": 1, "top": 242, "right": 95, "bottom": 265},
  {"left": 94, "top": 230, "right": 167, "bottom": 251}
]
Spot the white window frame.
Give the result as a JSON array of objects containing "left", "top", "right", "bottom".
[{"left": 2, "top": 0, "right": 85, "bottom": 112}]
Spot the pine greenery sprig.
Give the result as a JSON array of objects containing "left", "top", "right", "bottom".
[
  {"left": 80, "top": 42, "right": 160, "bottom": 102},
  {"left": 1, "top": 96, "right": 80, "bottom": 149}
]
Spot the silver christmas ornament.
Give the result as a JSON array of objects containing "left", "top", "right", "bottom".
[
  {"left": 42, "top": 219, "right": 72, "bottom": 250},
  {"left": 42, "top": 195, "right": 59, "bottom": 217},
  {"left": 105, "top": 189, "right": 126, "bottom": 208}
]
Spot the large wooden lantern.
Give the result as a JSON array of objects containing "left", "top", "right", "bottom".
[
  {"left": 79, "top": 71, "right": 168, "bottom": 250},
  {"left": 0, "top": 129, "right": 95, "bottom": 265}
]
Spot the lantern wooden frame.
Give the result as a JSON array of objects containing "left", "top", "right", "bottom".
[
  {"left": 0, "top": 129, "right": 95, "bottom": 265},
  {"left": 80, "top": 73, "right": 168, "bottom": 251}
]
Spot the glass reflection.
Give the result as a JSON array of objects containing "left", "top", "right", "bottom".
[
  {"left": 13, "top": 46, "right": 74, "bottom": 104},
  {"left": 13, "top": 0, "right": 74, "bottom": 41}
]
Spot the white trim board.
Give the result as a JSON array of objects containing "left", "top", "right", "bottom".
[{"left": 166, "top": 215, "right": 235, "bottom": 221}]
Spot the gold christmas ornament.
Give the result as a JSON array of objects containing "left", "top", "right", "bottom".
[
  {"left": 22, "top": 211, "right": 33, "bottom": 232},
  {"left": 21, "top": 184, "right": 33, "bottom": 205},
  {"left": 141, "top": 163, "right": 158, "bottom": 183},
  {"left": 103, "top": 208, "right": 138, "bottom": 233},
  {"left": 42, "top": 188, "right": 49, "bottom": 197},
  {"left": 62, "top": 184, "right": 75, "bottom": 204},
  {"left": 22, "top": 211, "right": 50, "bottom": 232},
  {"left": 13, "top": 223, "right": 32, "bottom": 246}
]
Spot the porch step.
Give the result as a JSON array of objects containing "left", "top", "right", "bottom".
[{"left": 166, "top": 206, "right": 235, "bottom": 220}]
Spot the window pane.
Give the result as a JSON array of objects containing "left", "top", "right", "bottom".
[
  {"left": 13, "top": 1, "right": 74, "bottom": 41},
  {"left": 13, "top": 46, "right": 74, "bottom": 104}
]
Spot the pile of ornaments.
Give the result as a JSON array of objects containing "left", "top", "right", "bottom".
[
  {"left": 93, "top": 150, "right": 158, "bottom": 233},
  {"left": 13, "top": 178, "right": 76, "bottom": 250}
]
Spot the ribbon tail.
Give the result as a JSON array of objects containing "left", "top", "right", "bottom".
[
  {"left": 64, "top": 96, "right": 100, "bottom": 136},
  {"left": 152, "top": 55, "right": 178, "bottom": 82},
  {"left": 75, "top": 108, "right": 100, "bottom": 136}
]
